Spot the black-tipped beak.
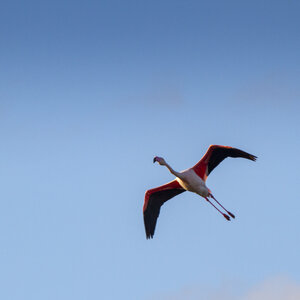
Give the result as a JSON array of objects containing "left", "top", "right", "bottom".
[{"left": 153, "top": 157, "right": 157, "bottom": 163}]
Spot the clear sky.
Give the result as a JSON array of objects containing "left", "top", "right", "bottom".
[{"left": 1, "top": 0, "right": 300, "bottom": 299}]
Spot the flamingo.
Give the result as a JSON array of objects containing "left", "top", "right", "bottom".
[{"left": 143, "top": 145, "right": 257, "bottom": 239}]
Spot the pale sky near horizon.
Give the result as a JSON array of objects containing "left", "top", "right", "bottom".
[{"left": 1, "top": 1, "right": 300, "bottom": 299}]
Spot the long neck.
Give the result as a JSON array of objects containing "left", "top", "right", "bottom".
[{"left": 164, "top": 162, "right": 181, "bottom": 178}]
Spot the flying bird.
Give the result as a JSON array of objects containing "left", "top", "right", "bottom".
[{"left": 143, "top": 145, "right": 257, "bottom": 239}]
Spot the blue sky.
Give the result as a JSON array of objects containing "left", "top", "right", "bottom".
[{"left": 1, "top": 1, "right": 300, "bottom": 299}]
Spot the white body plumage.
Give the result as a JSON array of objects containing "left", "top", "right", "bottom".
[{"left": 176, "top": 168, "right": 210, "bottom": 198}]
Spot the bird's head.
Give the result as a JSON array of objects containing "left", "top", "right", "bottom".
[{"left": 153, "top": 156, "right": 166, "bottom": 165}]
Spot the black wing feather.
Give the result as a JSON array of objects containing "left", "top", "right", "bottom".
[
  {"left": 207, "top": 147, "right": 257, "bottom": 175},
  {"left": 144, "top": 189, "right": 185, "bottom": 239}
]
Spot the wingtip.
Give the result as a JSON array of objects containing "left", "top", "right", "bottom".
[
  {"left": 251, "top": 155, "right": 258, "bottom": 161},
  {"left": 248, "top": 153, "right": 257, "bottom": 161}
]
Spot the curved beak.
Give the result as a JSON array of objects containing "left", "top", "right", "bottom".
[{"left": 153, "top": 157, "right": 157, "bottom": 163}]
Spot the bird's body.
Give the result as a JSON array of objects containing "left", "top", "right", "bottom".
[
  {"left": 143, "top": 145, "right": 257, "bottom": 239},
  {"left": 175, "top": 168, "right": 210, "bottom": 197}
]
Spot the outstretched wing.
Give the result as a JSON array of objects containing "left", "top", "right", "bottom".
[
  {"left": 143, "top": 180, "right": 185, "bottom": 239},
  {"left": 193, "top": 145, "right": 257, "bottom": 179}
]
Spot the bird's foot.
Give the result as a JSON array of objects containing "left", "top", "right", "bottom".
[
  {"left": 228, "top": 211, "right": 235, "bottom": 219},
  {"left": 223, "top": 214, "right": 231, "bottom": 221}
]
